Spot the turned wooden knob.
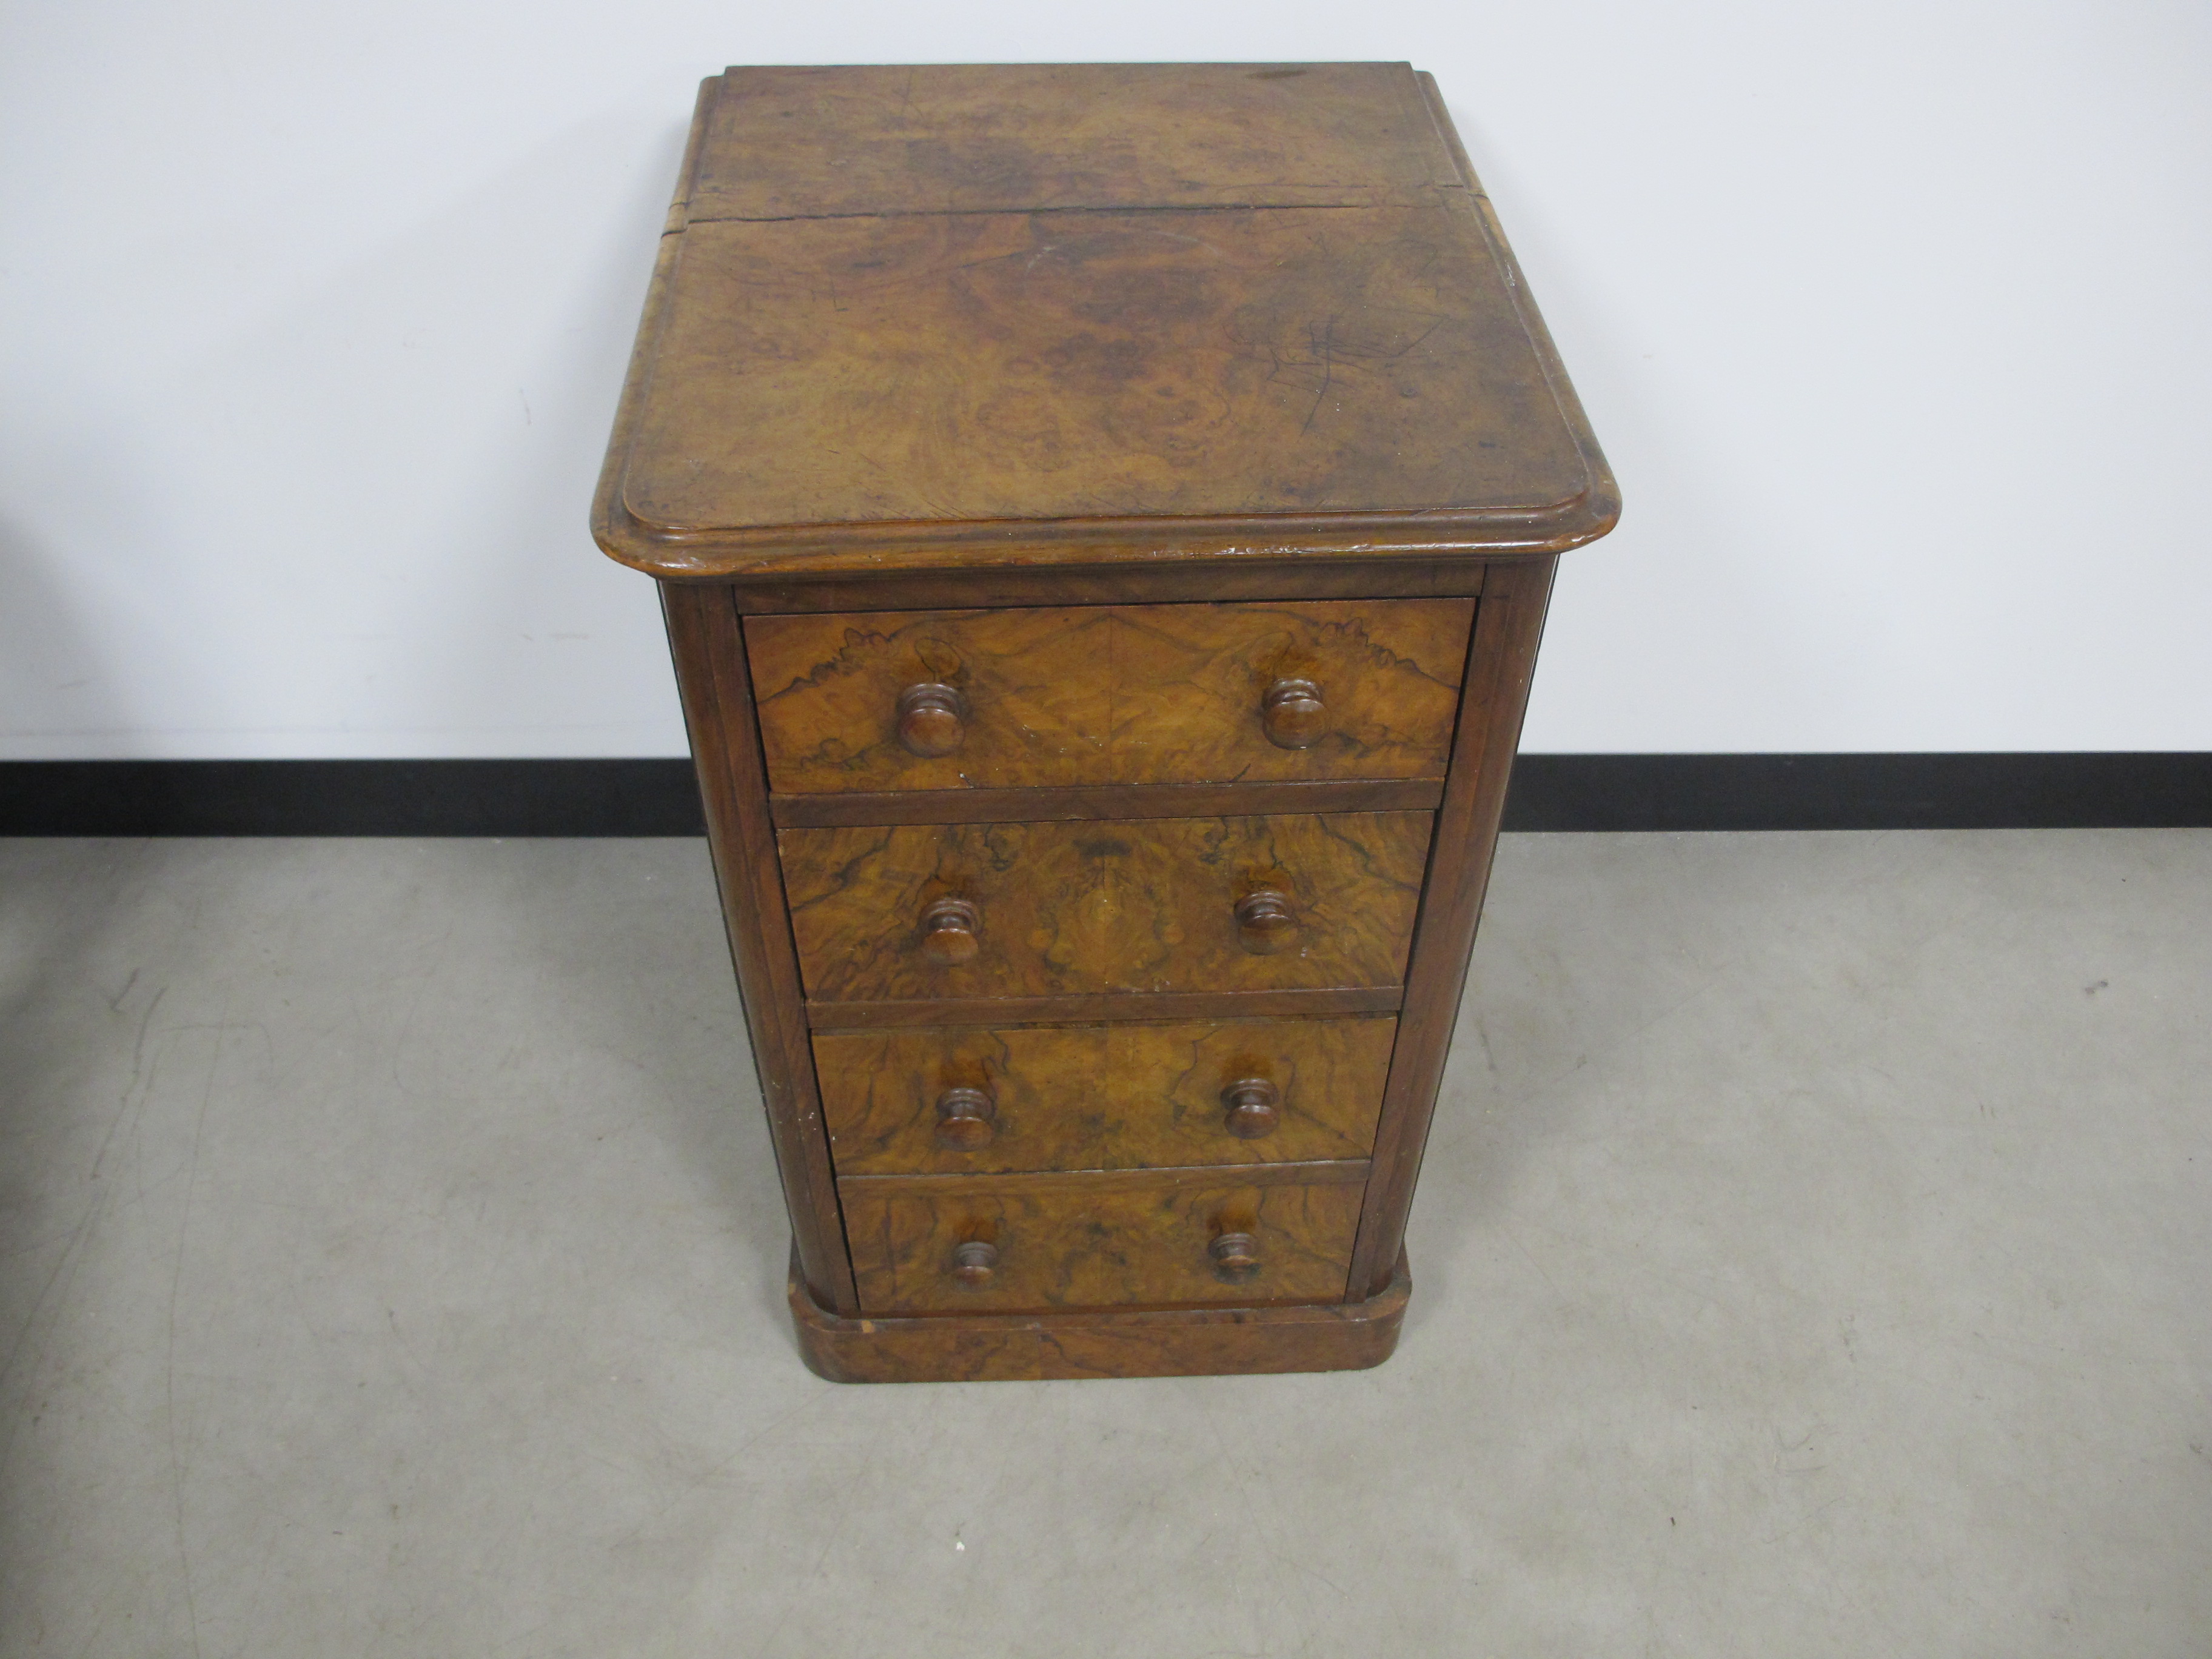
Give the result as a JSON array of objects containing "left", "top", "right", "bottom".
[
  {"left": 896, "top": 682, "right": 968, "bottom": 757},
  {"left": 1233, "top": 888, "right": 1298, "bottom": 955},
  {"left": 1220, "top": 1077, "right": 1281, "bottom": 1139},
  {"left": 934, "top": 1085, "right": 997, "bottom": 1150},
  {"left": 1209, "top": 1232, "right": 1261, "bottom": 1282},
  {"left": 918, "top": 896, "right": 981, "bottom": 965},
  {"left": 1261, "top": 678, "right": 1328, "bottom": 749},
  {"left": 950, "top": 1239, "right": 998, "bottom": 1288}
]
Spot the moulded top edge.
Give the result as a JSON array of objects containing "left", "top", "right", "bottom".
[{"left": 591, "top": 486, "right": 1621, "bottom": 583}]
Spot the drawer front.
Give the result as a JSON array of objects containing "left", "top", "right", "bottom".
[
  {"left": 748, "top": 606, "right": 1110, "bottom": 794},
  {"left": 780, "top": 811, "right": 1431, "bottom": 1005},
  {"left": 816, "top": 1016, "right": 1397, "bottom": 1175},
  {"left": 746, "top": 599, "right": 1473, "bottom": 794},
  {"left": 840, "top": 1171, "right": 1366, "bottom": 1314},
  {"left": 1105, "top": 600, "right": 1472, "bottom": 789}
]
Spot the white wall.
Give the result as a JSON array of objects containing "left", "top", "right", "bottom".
[{"left": 2, "top": 1, "right": 2207, "bottom": 760}]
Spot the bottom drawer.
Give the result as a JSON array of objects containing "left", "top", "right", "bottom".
[{"left": 840, "top": 1165, "right": 1367, "bottom": 1315}]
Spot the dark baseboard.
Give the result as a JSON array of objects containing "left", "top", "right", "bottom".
[
  {"left": 0, "top": 760, "right": 709, "bottom": 837},
  {"left": 1502, "top": 752, "right": 2212, "bottom": 831},
  {"left": 0, "top": 754, "right": 2206, "bottom": 837}
]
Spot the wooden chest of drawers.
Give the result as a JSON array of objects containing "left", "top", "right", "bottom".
[{"left": 594, "top": 62, "right": 1616, "bottom": 1381}]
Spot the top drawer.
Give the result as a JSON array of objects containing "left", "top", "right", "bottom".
[{"left": 745, "top": 598, "right": 1474, "bottom": 795}]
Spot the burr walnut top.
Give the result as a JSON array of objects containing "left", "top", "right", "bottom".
[{"left": 594, "top": 63, "right": 1617, "bottom": 578}]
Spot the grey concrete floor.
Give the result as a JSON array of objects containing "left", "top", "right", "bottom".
[{"left": 0, "top": 831, "right": 2206, "bottom": 1657}]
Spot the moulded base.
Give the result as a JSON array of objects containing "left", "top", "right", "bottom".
[{"left": 788, "top": 1247, "right": 1412, "bottom": 1382}]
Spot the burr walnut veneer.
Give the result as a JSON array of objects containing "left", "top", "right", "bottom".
[{"left": 594, "top": 62, "right": 1617, "bottom": 1381}]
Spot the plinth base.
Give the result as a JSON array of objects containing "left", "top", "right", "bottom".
[{"left": 788, "top": 1248, "right": 1412, "bottom": 1382}]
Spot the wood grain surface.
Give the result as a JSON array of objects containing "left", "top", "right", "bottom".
[
  {"left": 805, "top": 986, "right": 1402, "bottom": 1031},
  {"left": 746, "top": 599, "right": 1471, "bottom": 794},
  {"left": 653, "top": 552, "right": 1493, "bottom": 617},
  {"left": 1110, "top": 598, "right": 1472, "bottom": 784},
  {"left": 659, "top": 585, "right": 857, "bottom": 1312},
  {"left": 597, "top": 61, "right": 1618, "bottom": 1378},
  {"left": 746, "top": 606, "right": 1108, "bottom": 793},
  {"left": 593, "top": 64, "right": 1620, "bottom": 585},
  {"left": 814, "top": 1014, "right": 1397, "bottom": 1175},
  {"left": 789, "top": 1244, "right": 1412, "bottom": 1382},
  {"left": 840, "top": 1165, "right": 1367, "bottom": 1314},
  {"left": 767, "top": 777, "right": 1444, "bottom": 828},
  {"left": 623, "top": 203, "right": 1590, "bottom": 537},
  {"left": 686, "top": 63, "right": 1460, "bottom": 220},
  {"left": 779, "top": 811, "right": 1431, "bottom": 1005},
  {"left": 1350, "top": 554, "right": 1559, "bottom": 1297}
]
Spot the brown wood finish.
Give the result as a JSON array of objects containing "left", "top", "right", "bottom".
[
  {"left": 779, "top": 811, "right": 1431, "bottom": 1005},
  {"left": 620, "top": 204, "right": 1592, "bottom": 549},
  {"left": 1347, "top": 554, "right": 1559, "bottom": 1297},
  {"left": 688, "top": 64, "right": 1461, "bottom": 221},
  {"left": 1108, "top": 599, "right": 1472, "bottom": 784},
  {"left": 805, "top": 985, "right": 1403, "bottom": 1031},
  {"left": 768, "top": 777, "right": 1444, "bottom": 829},
  {"left": 748, "top": 606, "right": 1109, "bottom": 793},
  {"left": 663, "top": 555, "right": 1496, "bottom": 618},
  {"left": 789, "top": 1245, "right": 1411, "bottom": 1383},
  {"left": 597, "top": 64, "right": 1617, "bottom": 1380},
  {"left": 814, "top": 1014, "right": 1397, "bottom": 1175},
  {"left": 745, "top": 599, "right": 1471, "bottom": 794},
  {"left": 1414, "top": 72, "right": 1620, "bottom": 560},
  {"left": 842, "top": 1158, "right": 1367, "bottom": 1197},
  {"left": 591, "top": 66, "right": 1617, "bottom": 586},
  {"left": 839, "top": 1162, "right": 1367, "bottom": 1315},
  {"left": 658, "top": 583, "right": 856, "bottom": 1315}
]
